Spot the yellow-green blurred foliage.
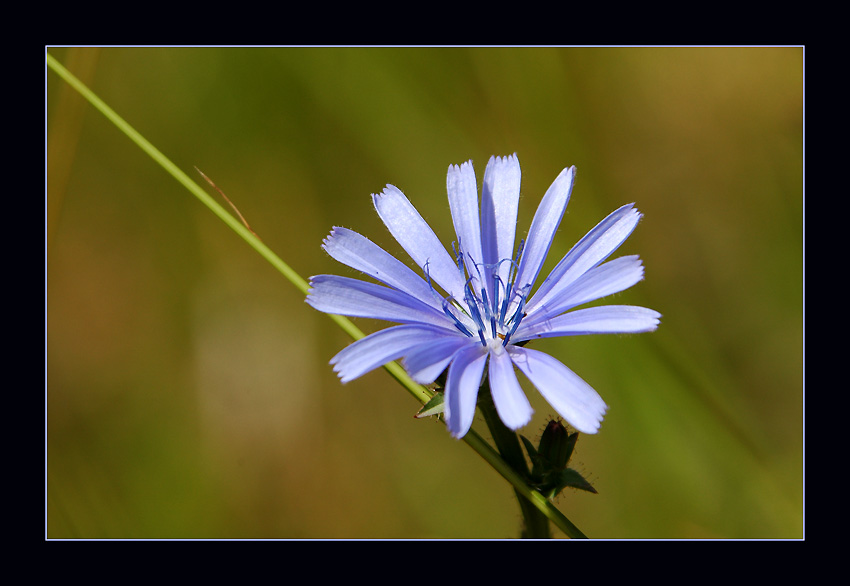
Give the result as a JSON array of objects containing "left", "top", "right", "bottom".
[{"left": 46, "top": 47, "right": 803, "bottom": 539}]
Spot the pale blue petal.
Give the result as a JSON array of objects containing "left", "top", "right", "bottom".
[
  {"left": 522, "top": 255, "right": 645, "bottom": 327},
  {"left": 514, "top": 305, "right": 661, "bottom": 342},
  {"left": 480, "top": 154, "right": 521, "bottom": 293},
  {"left": 322, "top": 227, "right": 444, "bottom": 312},
  {"left": 445, "top": 344, "right": 489, "bottom": 439},
  {"left": 526, "top": 203, "right": 642, "bottom": 314},
  {"left": 510, "top": 166, "right": 575, "bottom": 306},
  {"left": 372, "top": 185, "right": 467, "bottom": 302},
  {"left": 330, "top": 324, "right": 458, "bottom": 383},
  {"left": 487, "top": 344, "right": 533, "bottom": 430},
  {"left": 403, "top": 335, "right": 475, "bottom": 384},
  {"left": 306, "top": 275, "right": 455, "bottom": 329},
  {"left": 508, "top": 346, "right": 607, "bottom": 434},
  {"left": 447, "top": 161, "right": 484, "bottom": 288}
]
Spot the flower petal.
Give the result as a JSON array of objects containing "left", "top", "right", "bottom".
[
  {"left": 508, "top": 346, "right": 607, "bottom": 434},
  {"left": 330, "top": 324, "right": 458, "bottom": 383},
  {"left": 481, "top": 154, "right": 521, "bottom": 292},
  {"left": 526, "top": 203, "right": 642, "bottom": 314},
  {"left": 487, "top": 343, "right": 533, "bottom": 430},
  {"left": 306, "top": 274, "right": 454, "bottom": 329},
  {"left": 510, "top": 166, "right": 575, "bottom": 305},
  {"left": 403, "top": 335, "right": 475, "bottom": 384},
  {"left": 445, "top": 344, "right": 489, "bottom": 438},
  {"left": 372, "top": 185, "right": 467, "bottom": 301},
  {"left": 522, "top": 255, "right": 645, "bottom": 327},
  {"left": 322, "top": 227, "right": 444, "bottom": 312},
  {"left": 447, "top": 161, "right": 485, "bottom": 288},
  {"left": 514, "top": 305, "right": 661, "bottom": 342}
]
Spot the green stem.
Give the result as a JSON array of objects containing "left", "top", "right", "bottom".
[
  {"left": 462, "top": 429, "right": 587, "bottom": 538},
  {"left": 46, "top": 52, "right": 588, "bottom": 539},
  {"left": 478, "top": 383, "right": 552, "bottom": 538}
]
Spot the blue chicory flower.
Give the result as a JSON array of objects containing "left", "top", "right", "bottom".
[{"left": 307, "top": 155, "right": 660, "bottom": 439}]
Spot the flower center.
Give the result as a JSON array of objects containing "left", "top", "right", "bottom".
[{"left": 441, "top": 243, "right": 528, "bottom": 348}]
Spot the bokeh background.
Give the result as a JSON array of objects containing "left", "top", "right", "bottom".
[{"left": 46, "top": 47, "right": 803, "bottom": 539}]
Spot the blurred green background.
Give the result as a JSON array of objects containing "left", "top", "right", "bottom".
[{"left": 46, "top": 47, "right": 803, "bottom": 539}]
